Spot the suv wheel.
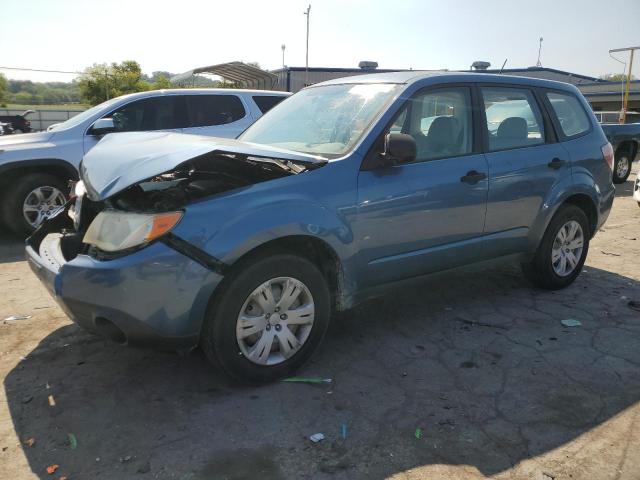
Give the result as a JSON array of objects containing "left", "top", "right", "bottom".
[
  {"left": 201, "top": 253, "right": 331, "bottom": 384},
  {"left": 613, "top": 151, "right": 632, "bottom": 184},
  {"left": 522, "top": 204, "right": 590, "bottom": 289},
  {"left": 1, "top": 173, "right": 68, "bottom": 236},
  {"left": 13, "top": 129, "right": 23, "bottom": 134}
]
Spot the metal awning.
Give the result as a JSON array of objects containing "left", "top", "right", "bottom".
[{"left": 170, "top": 62, "right": 278, "bottom": 90}]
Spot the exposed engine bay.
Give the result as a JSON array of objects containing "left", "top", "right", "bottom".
[{"left": 108, "top": 152, "right": 306, "bottom": 212}]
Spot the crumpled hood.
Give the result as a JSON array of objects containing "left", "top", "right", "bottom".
[
  {"left": 81, "top": 131, "right": 327, "bottom": 201},
  {"left": 0, "top": 131, "right": 54, "bottom": 149}
]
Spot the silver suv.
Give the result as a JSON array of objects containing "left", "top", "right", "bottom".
[{"left": 0, "top": 88, "right": 289, "bottom": 234}]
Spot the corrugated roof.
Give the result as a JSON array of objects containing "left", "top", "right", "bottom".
[{"left": 171, "top": 62, "right": 277, "bottom": 90}]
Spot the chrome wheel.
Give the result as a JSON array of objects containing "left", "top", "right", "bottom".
[
  {"left": 551, "top": 220, "right": 584, "bottom": 277},
  {"left": 236, "top": 277, "right": 315, "bottom": 366},
  {"left": 616, "top": 155, "right": 630, "bottom": 179},
  {"left": 22, "top": 186, "right": 66, "bottom": 228}
]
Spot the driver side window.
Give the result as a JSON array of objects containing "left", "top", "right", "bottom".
[
  {"left": 392, "top": 87, "right": 473, "bottom": 161},
  {"left": 108, "top": 96, "right": 185, "bottom": 132}
]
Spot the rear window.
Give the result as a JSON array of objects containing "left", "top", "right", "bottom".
[
  {"left": 546, "top": 92, "right": 591, "bottom": 137},
  {"left": 252, "top": 95, "right": 286, "bottom": 114},
  {"left": 482, "top": 87, "right": 545, "bottom": 151},
  {"left": 185, "top": 95, "right": 246, "bottom": 128}
]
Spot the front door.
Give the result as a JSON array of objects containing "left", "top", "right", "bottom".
[
  {"left": 355, "top": 86, "right": 489, "bottom": 287},
  {"left": 83, "top": 95, "right": 187, "bottom": 154}
]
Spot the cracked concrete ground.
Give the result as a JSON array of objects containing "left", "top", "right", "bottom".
[{"left": 1, "top": 172, "right": 639, "bottom": 480}]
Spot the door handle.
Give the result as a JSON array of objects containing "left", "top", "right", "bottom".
[
  {"left": 460, "top": 170, "right": 487, "bottom": 185},
  {"left": 548, "top": 158, "right": 566, "bottom": 169}
]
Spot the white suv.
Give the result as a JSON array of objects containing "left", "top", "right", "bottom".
[{"left": 0, "top": 88, "right": 290, "bottom": 234}]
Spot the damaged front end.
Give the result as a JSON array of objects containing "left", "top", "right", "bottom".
[
  {"left": 32, "top": 132, "right": 327, "bottom": 265},
  {"left": 25, "top": 132, "right": 327, "bottom": 348}
]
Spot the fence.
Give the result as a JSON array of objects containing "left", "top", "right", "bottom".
[{"left": 0, "top": 108, "right": 86, "bottom": 132}]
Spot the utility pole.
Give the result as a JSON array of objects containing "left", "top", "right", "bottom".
[
  {"left": 281, "top": 44, "right": 286, "bottom": 69},
  {"left": 304, "top": 5, "right": 311, "bottom": 86},
  {"left": 609, "top": 45, "right": 639, "bottom": 124},
  {"left": 536, "top": 37, "right": 543, "bottom": 67}
]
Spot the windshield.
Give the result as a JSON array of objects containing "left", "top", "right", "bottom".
[
  {"left": 240, "top": 83, "right": 400, "bottom": 158},
  {"left": 53, "top": 97, "right": 122, "bottom": 131}
]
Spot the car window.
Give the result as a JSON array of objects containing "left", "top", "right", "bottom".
[
  {"left": 185, "top": 95, "right": 246, "bottom": 128},
  {"left": 252, "top": 95, "right": 286, "bottom": 114},
  {"left": 109, "top": 96, "right": 185, "bottom": 132},
  {"left": 547, "top": 92, "right": 591, "bottom": 137},
  {"left": 390, "top": 87, "right": 473, "bottom": 161},
  {"left": 482, "top": 87, "right": 545, "bottom": 151},
  {"left": 240, "top": 83, "right": 401, "bottom": 159}
]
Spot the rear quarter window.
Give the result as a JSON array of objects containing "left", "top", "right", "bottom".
[
  {"left": 546, "top": 92, "right": 591, "bottom": 138},
  {"left": 252, "top": 95, "right": 287, "bottom": 114}
]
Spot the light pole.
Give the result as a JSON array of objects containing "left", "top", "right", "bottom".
[
  {"left": 304, "top": 5, "right": 311, "bottom": 86},
  {"left": 536, "top": 37, "right": 543, "bottom": 67},
  {"left": 281, "top": 44, "right": 286, "bottom": 69},
  {"left": 609, "top": 46, "right": 640, "bottom": 124}
]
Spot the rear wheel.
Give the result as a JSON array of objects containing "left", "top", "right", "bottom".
[
  {"left": 613, "top": 151, "right": 632, "bottom": 184},
  {"left": 522, "top": 204, "right": 590, "bottom": 290},
  {"left": 201, "top": 253, "right": 331, "bottom": 384},
  {"left": 1, "top": 173, "right": 68, "bottom": 236}
]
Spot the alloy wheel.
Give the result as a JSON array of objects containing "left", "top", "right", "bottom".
[
  {"left": 22, "top": 186, "right": 66, "bottom": 228},
  {"left": 616, "top": 155, "right": 630, "bottom": 180}
]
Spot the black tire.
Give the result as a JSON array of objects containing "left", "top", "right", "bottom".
[
  {"left": 612, "top": 151, "right": 632, "bottom": 184},
  {"left": 522, "top": 204, "right": 590, "bottom": 290},
  {"left": 201, "top": 253, "right": 331, "bottom": 384},
  {"left": 1, "top": 173, "right": 69, "bottom": 236}
]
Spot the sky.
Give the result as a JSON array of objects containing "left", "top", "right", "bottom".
[{"left": 1, "top": 0, "right": 639, "bottom": 83}]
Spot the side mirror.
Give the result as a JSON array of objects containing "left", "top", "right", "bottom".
[
  {"left": 89, "top": 118, "right": 116, "bottom": 136},
  {"left": 380, "top": 133, "right": 416, "bottom": 166}
]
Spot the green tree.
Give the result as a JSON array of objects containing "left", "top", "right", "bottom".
[
  {"left": 153, "top": 74, "right": 172, "bottom": 89},
  {"left": 0, "top": 73, "right": 8, "bottom": 106},
  {"left": 78, "top": 60, "right": 151, "bottom": 105},
  {"left": 599, "top": 73, "right": 637, "bottom": 82}
]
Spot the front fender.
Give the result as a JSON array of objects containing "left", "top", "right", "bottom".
[{"left": 170, "top": 158, "right": 360, "bottom": 283}]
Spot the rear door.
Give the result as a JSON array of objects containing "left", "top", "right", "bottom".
[
  {"left": 356, "top": 85, "right": 489, "bottom": 286},
  {"left": 480, "top": 85, "right": 570, "bottom": 257},
  {"left": 183, "top": 94, "right": 252, "bottom": 138}
]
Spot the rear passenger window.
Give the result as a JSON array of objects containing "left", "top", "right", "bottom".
[
  {"left": 546, "top": 92, "right": 591, "bottom": 137},
  {"left": 186, "top": 95, "right": 246, "bottom": 128},
  {"left": 482, "top": 87, "right": 545, "bottom": 151},
  {"left": 391, "top": 87, "right": 473, "bottom": 161},
  {"left": 252, "top": 95, "right": 286, "bottom": 114}
]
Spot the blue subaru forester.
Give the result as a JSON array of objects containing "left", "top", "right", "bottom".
[{"left": 27, "top": 72, "right": 615, "bottom": 382}]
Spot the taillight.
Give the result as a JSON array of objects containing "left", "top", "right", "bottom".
[{"left": 601, "top": 142, "right": 614, "bottom": 171}]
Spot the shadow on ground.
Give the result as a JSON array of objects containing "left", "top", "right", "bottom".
[
  {"left": 0, "top": 229, "right": 26, "bottom": 264},
  {"left": 614, "top": 176, "right": 636, "bottom": 198},
  {"left": 5, "top": 259, "right": 640, "bottom": 479}
]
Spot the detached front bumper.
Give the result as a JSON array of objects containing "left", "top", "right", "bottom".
[{"left": 26, "top": 219, "right": 223, "bottom": 351}]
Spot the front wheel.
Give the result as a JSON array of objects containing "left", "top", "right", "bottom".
[
  {"left": 1, "top": 173, "right": 69, "bottom": 236},
  {"left": 522, "top": 205, "right": 590, "bottom": 290},
  {"left": 201, "top": 253, "right": 331, "bottom": 384},
  {"left": 613, "top": 152, "right": 632, "bottom": 184}
]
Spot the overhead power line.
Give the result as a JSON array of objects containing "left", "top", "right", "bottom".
[{"left": 0, "top": 66, "right": 83, "bottom": 75}]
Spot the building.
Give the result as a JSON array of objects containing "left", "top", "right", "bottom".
[{"left": 173, "top": 62, "right": 640, "bottom": 113}]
